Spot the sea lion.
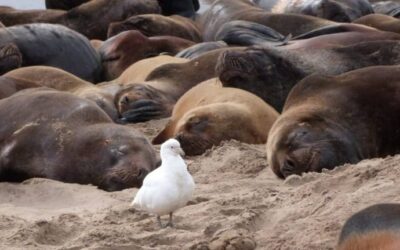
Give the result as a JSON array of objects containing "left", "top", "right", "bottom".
[
  {"left": 266, "top": 65, "right": 400, "bottom": 178},
  {"left": 0, "top": 0, "right": 161, "bottom": 40},
  {"left": 158, "top": 0, "right": 200, "bottom": 18},
  {"left": 372, "top": 1, "right": 400, "bottom": 17},
  {"left": 338, "top": 204, "right": 400, "bottom": 250},
  {"left": 353, "top": 14, "right": 400, "bottom": 34},
  {"left": 107, "top": 14, "right": 202, "bottom": 42},
  {"left": 99, "top": 30, "right": 195, "bottom": 80},
  {"left": 113, "top": 48, "right": 236, "bottom": 123},
  {"left": 45, "top": 0, "right": 90, "bottom": 10},
  {"left": 253, "top": 0, "right": 373, "bottom": 22},
  {"left": 4, "top": 66, "right": 118, "bottom": 121},
  {"left": 152, "top": 78, "right": 279, "bottom": 155},
  {"left": 0, "top": 88, "right": 158, "bottom": 191},
  {"left": 0, "top": 23, "right": 101, "bottom": 82},
  {"left": 0, "top": 76, "right": 40, "bottom": 100},
  {"left": 217, "top": 32, "right": 400, "bottom": 111},
  {"left": 197, "top": 0, "right": 336, "bottom": 41}
]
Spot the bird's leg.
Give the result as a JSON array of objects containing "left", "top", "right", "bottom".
[
  {"left": 157, "top": 215, "right": 165, "bottom": 228},
  {"left": 166, "top": 212, "right": 174, "bottom": 228}
]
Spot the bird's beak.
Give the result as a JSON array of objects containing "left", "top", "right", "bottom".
[{"left": 177, "top": 148, "right": 185, "bottom": 157}]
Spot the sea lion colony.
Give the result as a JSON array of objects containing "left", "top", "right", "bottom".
[{"left": 0, "top": 0, "right": 399, "bottom": 248}]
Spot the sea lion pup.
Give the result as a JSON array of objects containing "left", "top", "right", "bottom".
[
  {"left": 353, "top": 14, "right": 400, "bottom": 34},
  {"left": 197, "top": 0, "right": 336, "bottom": 41},
  {"left": 0, "top": 23, "right": 101, "bottom": 82},
  {"left": 153, "top": 79, "right": 279, "bottom": 156},
  {"left": 0, "top": 88, "right": 158, "bottom": 191},
  {"left": 45, "top": 0, "right": 90, "bottom": 10},
  {"left": 338, "top": 204, "right": 400, "bottom": 250},
  {"left": 372, "top": 1, "right": 400, "bottom": 17},
  {"left": 0, "top": 0, "right": 161, "bottom": 40},
  {"left": 217, "top": 32, "right": 400, "bottom": 111},
  {"left": 4, "top": 66, "right": 118, "bottom": 121},
  {"left": 253, "top": 0, "right": 373, "bottom": 22},
  {"left": 99, "top": 30, "right": 195, "bottom": 81},
  {"left": 113, "top": 48, "right": 239, "bottom": 123},
  {"left": 266, "top": 65, "right": 400, "bottom": 178},
  {"left": 158, "top": 0, "right": 200, "bottom": 18},
  {"left": 107, "top": 14, "right": 202, "bottom": 42}
]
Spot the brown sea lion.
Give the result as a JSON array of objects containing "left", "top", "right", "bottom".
[
  {"left": 197, "top": 0, "right": 336, "bottom": 41},
  {"left": 153, "top": 78, "right": 279, "bottom": 155},
  {"left": 45, "top": 0, "right": 90, "bottom": 10},
  {"left": 112, "top": 48, "right": 237, "bottom": 123},
  {"left": 0, "top": 23, "right": 101, "bottom": 82},
  {"left": 0, "top": 88, "right": 158, "bottom": 191},
  {"left": 217, "top": 32, "right": 400, "bottom": 111},
  {"left": 107, "top": 14, "right": 202, "bottom": 42},
  {"left": 4, "top": 66, "right": 118, "bottom": 121},
  {"left": 353, "top": 14, "right": 400, "bottom": 34},
  {"left": 266, "top": 65, "right": 400, "bottom": 178},
  {"left": 253, "top": 0, "right": 373, "bottom": 22},
  {"left": 99, "top": 30, "right": 195, "bottom": 80},
  {"left": 338, "top": 204, "right": 400, "bottom": 250},
  {"left": 0, "top": 0, "right": 161, "bottom": 40},
  {"left": 0, "top": 76, "right": 40, "bottom": 99}
]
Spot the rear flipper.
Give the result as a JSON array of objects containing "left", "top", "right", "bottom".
[{"left": 215, "top": 20, "right": 291, "bottom": 46}]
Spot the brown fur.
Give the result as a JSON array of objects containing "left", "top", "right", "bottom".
[
  {"left": 338, "top": 231, "right": 400, "bottom": 250},
  {"left": 108, "top": 14, "right": 202, "bottom": 42},
  {"left": 4, "top": 66, "right": 118, "bottom": 121},
  {"left": 353, "top": 14, "right": 400, "bottom": 34},
  {"left": 153, "top": 78, "right": 279, "bottom": 155},
  {"left": 0, "top": 0, "right": 161, "bottom": 40},
  {"left": 99, "top": 30, "right": 195, "bottom": 80}
]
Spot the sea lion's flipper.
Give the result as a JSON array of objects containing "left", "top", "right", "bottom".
[
  {"left": 293, "top": 24, "right": 356, "bottom": 40},
  {"left": 215, "top": 20, "right": 287, "bottom": 46},
  {"left": 176, "top": 41, "right": 227, "bottom": 59},
  {"left": 120, "top": 99, "right": 166, "bottom": 123}
]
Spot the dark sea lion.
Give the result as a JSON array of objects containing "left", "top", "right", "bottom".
[
  {"left": 372, "top": 1, "right": 400, "bottom": 17},
  {"left": 158, "top": 0, "right": 200, "bottom": 18},
  {"left": 107, "top": 14, "right": 202, "bottom": 42},
  {"left": 153, "top": 78, "right": 279, "bottom": 155},
  {"left": 0, "top": 24, "right": 101, "bottom": 82},
  {"left": 353, "top": 14, "right": 400, "bottom": 34},
  {"left": 266, "top": 65, "right": 400, "bottom": 178},
  {"left": 176, "top": 41, "right": 227, "bottom": 59},
  {"left": 114, "top": 48, "right": 235, "bottom": 123},
  {"left": 197, "top": 0, "right": 336, "bottom": 41},
  {"left": 45, "top": 0, "right": 90, "bottom": 10},
  {"left": 99, "top": 30, "right": 195, "bottom": 80},
  {"left": 217, "top": 32, "right": 400, "bottom": 111},
  {"left": 0, "top": 0, "right": 161, "bottom": 40},
  {"left": 4, "top": 66, "right": 118, "bottom": 121},
  {"left": 338, "top": 204, "right": 400, "bottom": 250},
  {"left": 0, "top": 88, "right": 158, "bottom": 191},
  {"left": 253, "top": 0, "right": 373, "bottom": 22}
]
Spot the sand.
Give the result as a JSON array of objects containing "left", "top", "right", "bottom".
[{"left": 1, "top": 118, "right": 399, "bottom": 250}]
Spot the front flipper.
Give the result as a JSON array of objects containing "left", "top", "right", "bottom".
[
  {"left": 120, "top": 99, "right": 168, "bottom": 123},
  {"left": 215, "top": 20, "right": 290, "bottom": 46},
  {"left": 176, "top": 41, "right": 227, "bottom": 59}
]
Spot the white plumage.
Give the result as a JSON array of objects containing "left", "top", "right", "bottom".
[{"left": 131, "top": 138, "right": 195, "bottom": 227}]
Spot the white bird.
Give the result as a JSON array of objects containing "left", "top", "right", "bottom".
[{"left": 131, "top": 138, "right": 195, "bottom": 228}]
